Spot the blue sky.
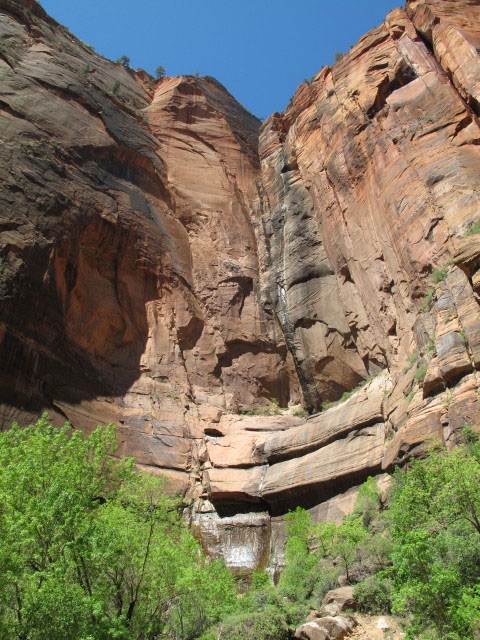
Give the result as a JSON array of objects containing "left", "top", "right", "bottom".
[{"left": 40, "top": 0, "right": 402, "bottom": 119}]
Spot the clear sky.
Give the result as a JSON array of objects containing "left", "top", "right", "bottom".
[{"left": 39, "top": 0, "right": 402, "bottom": 119}]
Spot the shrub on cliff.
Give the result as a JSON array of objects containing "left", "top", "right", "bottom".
[
  {"left": 117, "top": 54, "right": 130, "bottom": 67},
  {"left": 0, "top": 414, "right": 236, "bottom": 640}
]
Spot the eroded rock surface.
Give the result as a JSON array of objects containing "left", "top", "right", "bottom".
[{"left": 2, "top": 0, "right": 480, "bottom": 575}]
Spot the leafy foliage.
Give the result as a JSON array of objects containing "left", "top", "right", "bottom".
[
  {"left": 354, "top": 475, "right": 382, "bottom": 526},
  {"left": 332, "top": 516, "right": 367, "bottom": 582},
  {"left": 389, "top": 439, "right": 480, "bottom": 639},
  {"left": 155, "top": 65, "right": 165, "bottom": 78},
  {"left": 354, "top": 573, "right": 393, "bottom": 613},
  {"left": 5, "top": 415, "right": 480, "bottom": 640},
  {"left": 235, "top": 446, "right": 480, "bottom": 640},
  {"left": 279, "top": 508, "right": 320, "bottom": 601},
  {"left": 0, "top": 415, "right": 236, "bottom": 640},
  {"left": 274, "top": 453, "right": 480, "bottom": 638},
  {"left": 201, "top": 608, "right": 290, "bottom": 640}
]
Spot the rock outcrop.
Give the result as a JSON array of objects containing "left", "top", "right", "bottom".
[{"left": 2, "top": 0, "right": 480, "bottom": 574}]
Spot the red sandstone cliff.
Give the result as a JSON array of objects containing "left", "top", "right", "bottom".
[
  {"left": 1, "top": 0, "right": 480, "bottom": 574},
  {"left": 0, "top": 0, "right": 294, "bottom": 499}
]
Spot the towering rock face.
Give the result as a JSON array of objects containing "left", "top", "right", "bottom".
[
  {"left": 201, "top": 0, "right": 480, "bottom": 572},
  {"left": 257, "top": 2, "right": 480, "bottom": 409},
  {"left": 2, "top": 0, "right": 480, "bottom": 574},
  {"left": 0, "top": 0, "right": 293, "bottom": 496}
]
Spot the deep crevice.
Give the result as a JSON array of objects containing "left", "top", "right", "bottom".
[{"left": 366, "top": 60, "right": 418, "bottom": 120}]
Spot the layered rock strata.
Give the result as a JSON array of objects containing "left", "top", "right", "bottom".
[
  {"left": 1, "top": 0, "right": 480, "bottom": 574},
  {"left": 196, "top": 0, "right": 480, "bottom": 572}
]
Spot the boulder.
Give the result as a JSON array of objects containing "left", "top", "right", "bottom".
[
  {"left": 295, "top": 616, "right": 356, "bottom": 640},
  {"left": 321, "top": 587, "right": 356, "bottom": 616}
]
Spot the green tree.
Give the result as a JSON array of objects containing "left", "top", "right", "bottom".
[
  {"left": 332, "top": 516, "right": 366, "bottom": 583},
  {"left": 278, "top": 508, "right": 319, "bottom": 601},
  {"left": 117, "top": 55, "right": 130, "bottom": 67},
  {"left": 389, "top": 437, "right": 480, "bottom": 639},
  {"left": 313, "top": 520, "right": 337, "bottom": 557},
  {"left": 0, "top": 414, "right": 236, "bottom": 639},
  {"left": 155, "top": 65, "right": 165, "bottom": 78}
]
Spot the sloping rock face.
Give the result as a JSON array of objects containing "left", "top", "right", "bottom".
[{"left": 2, "top": 0, "right": 480, "bottom": 575}]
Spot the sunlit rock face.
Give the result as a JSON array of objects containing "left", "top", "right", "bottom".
[
  {"left": 257, "top": 2, "right": 480, "bottom": 410},
  {"left": 199, "top": 0, "right": 480, "bottom": 570},
  {"left": 2, "top": 0, "right": 480, "bottom": 575}
]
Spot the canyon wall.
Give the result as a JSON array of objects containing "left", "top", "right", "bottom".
[{"left": 1, "top": 0, "right": 480, "bottom": 575}]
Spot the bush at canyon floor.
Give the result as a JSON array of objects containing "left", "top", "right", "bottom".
[
  {"left": 1, "top": 416, "right": 480, "bottom": 640},
  {"left": 0, "top": 416, "right": 236, "bottom": 640},
  {"left": 271, "top": 429, "right": 480, "bottom": 640}
]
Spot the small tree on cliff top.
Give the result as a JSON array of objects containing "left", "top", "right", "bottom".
[{"left": 117, "top": 54, "right": 130, "bottom": 67}]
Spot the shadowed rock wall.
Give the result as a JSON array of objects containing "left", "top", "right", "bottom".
[{"left": 0, "top": 0, "right": 293, "bottom": 498}]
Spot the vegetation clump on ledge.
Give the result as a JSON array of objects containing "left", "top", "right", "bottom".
[
  {"left": 464, "top": 220, "right": 480, "bottom": 237},
  {"left": 239, "top": 400, "right": 309, "bottom": 418}
]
